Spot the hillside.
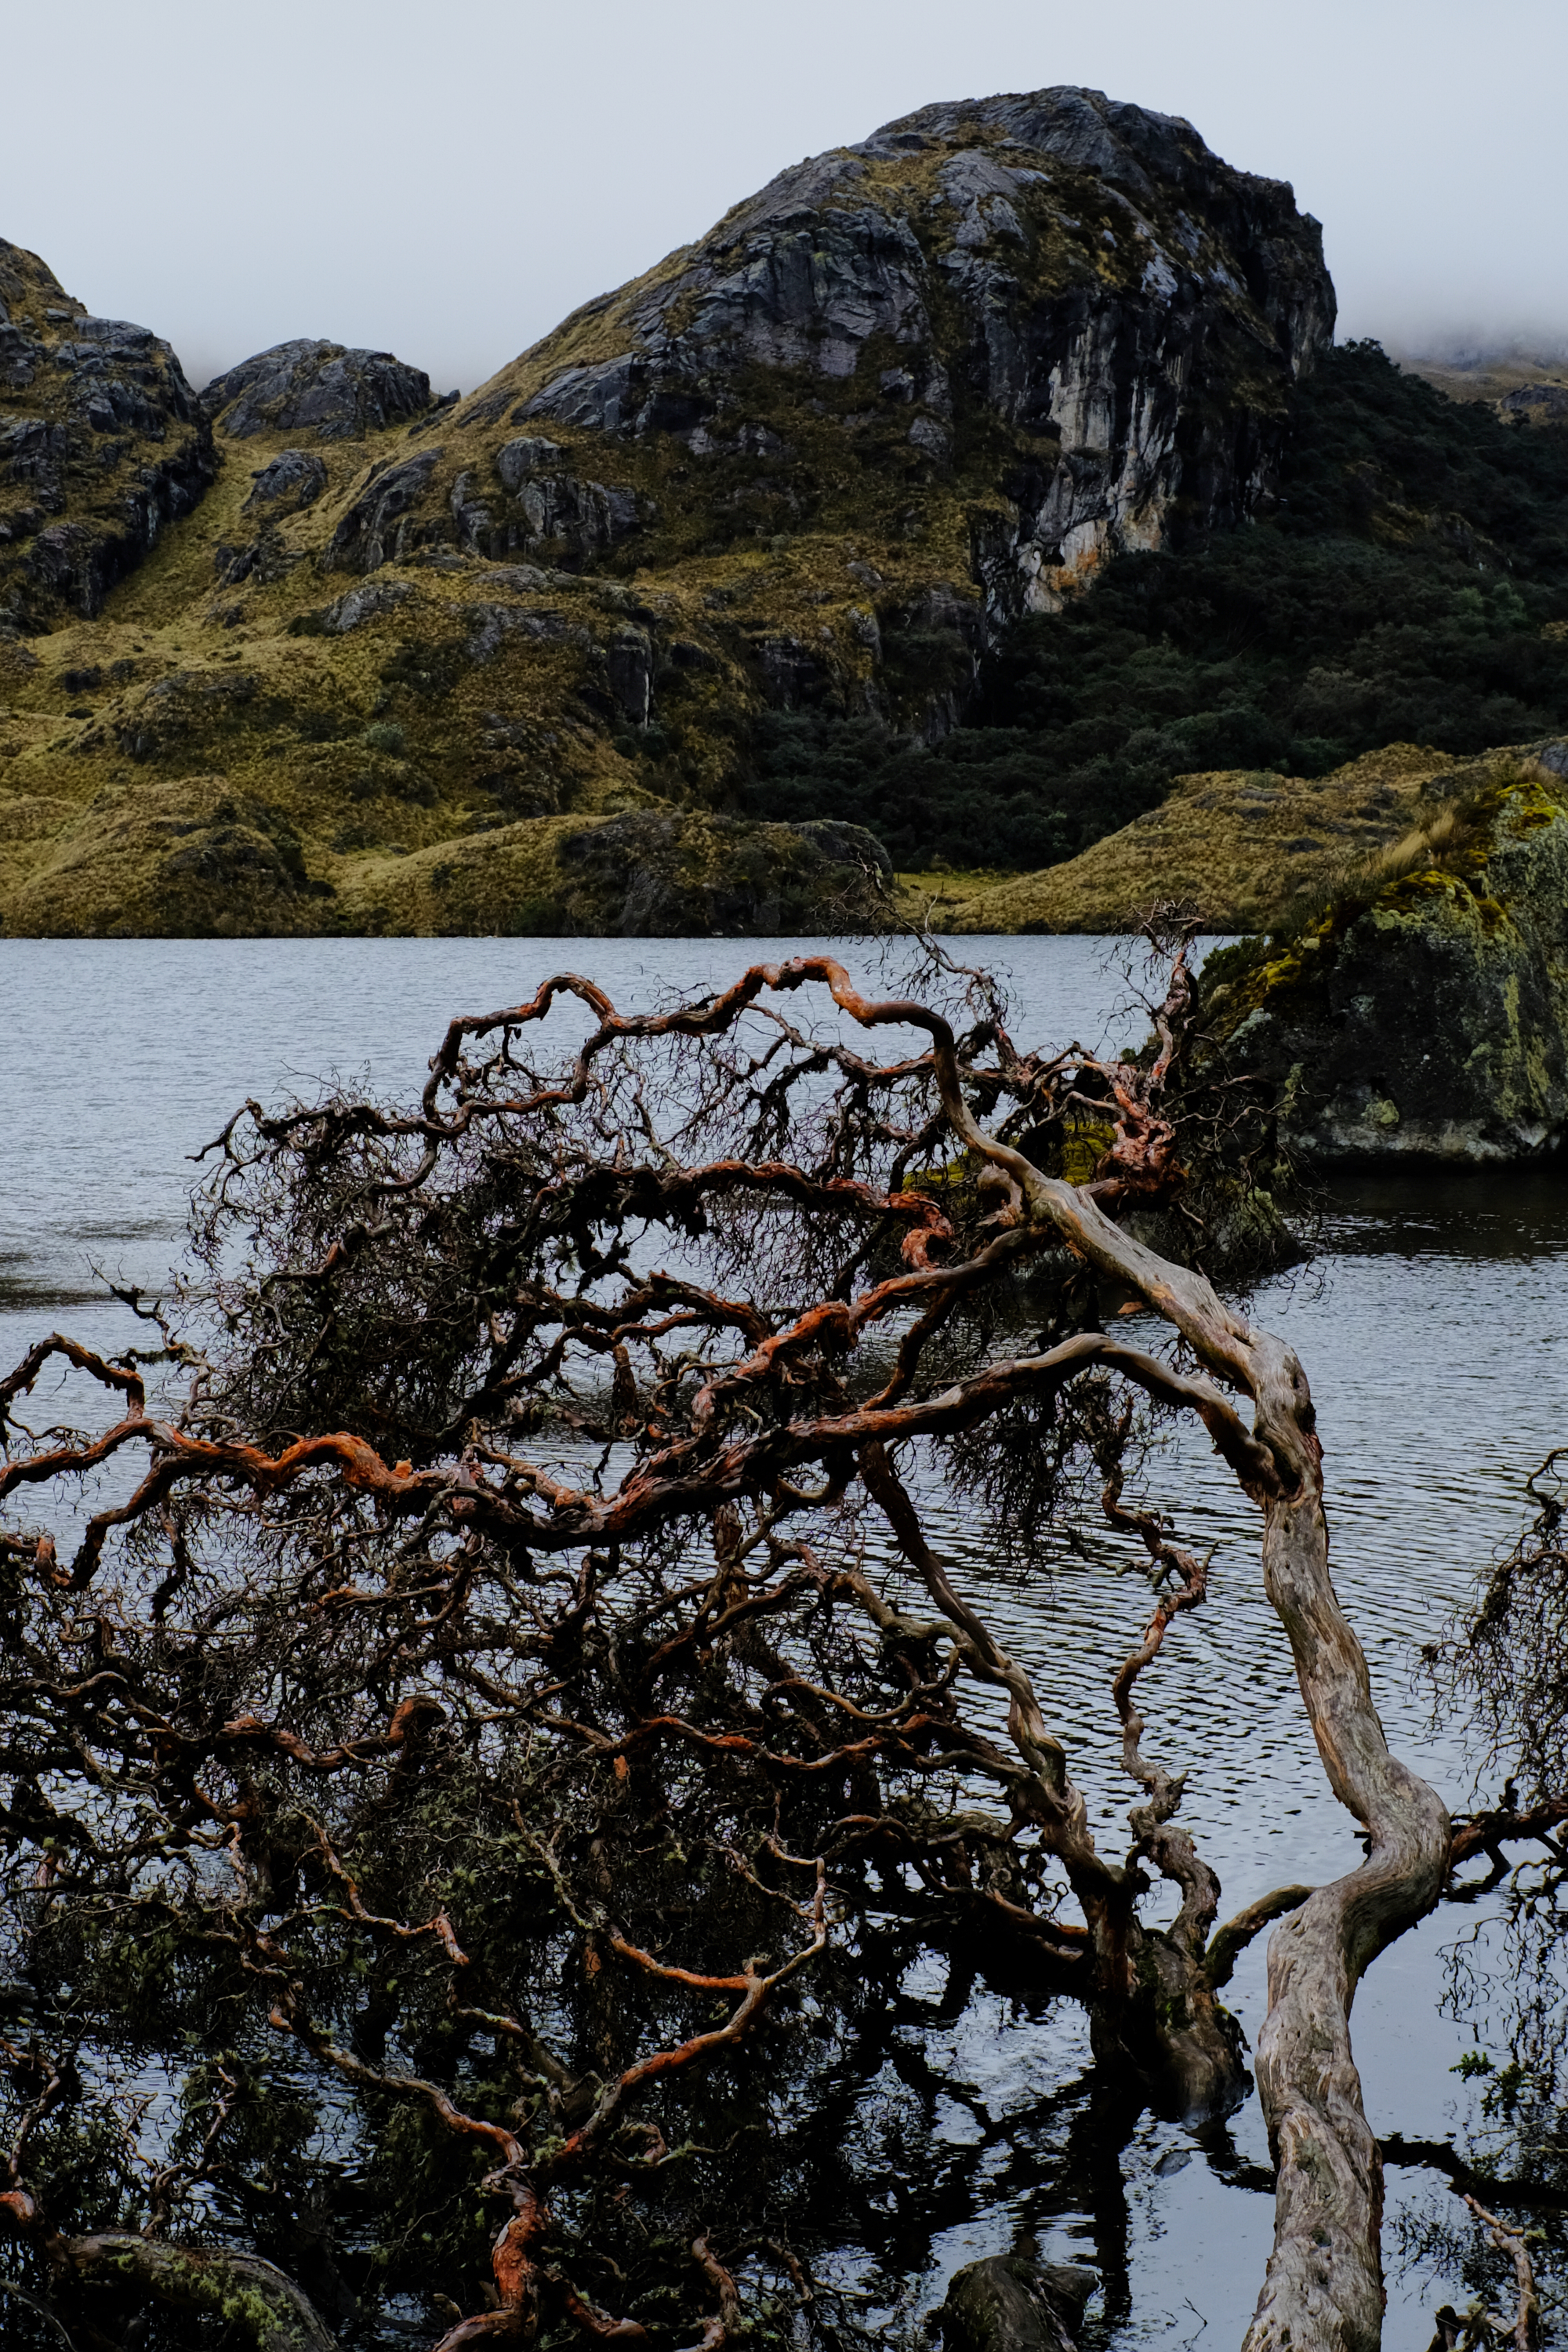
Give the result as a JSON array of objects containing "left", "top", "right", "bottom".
[
  {"left": 1399, "top": 343, "right": 1568, "bottom": 424},
  {"left": 0, "top": 238, "right": 214, "bottom": 633},
  {"left": 0, "top": 88, "right": 1331, "bottom": 937},
  {"left": 943, "top": 741, "right": 1473, "bottom": 932},
  {"left": 760, "top": 339, "right": 1568, "bottom": 879}
]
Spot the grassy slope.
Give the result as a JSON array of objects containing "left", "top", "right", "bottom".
[
  {"left": 5, "top": 236, "right": 1566, "bottom": 938},
  {"left": 755, "top": 343, "right": 1568, "bottom": 877},
  {"left": 943, "top": 742, "right": 1516, "bottom": 932}
]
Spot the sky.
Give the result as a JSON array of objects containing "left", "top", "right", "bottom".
[{"left": 4, "top": 0, "right": 1566, "bottom": 398}]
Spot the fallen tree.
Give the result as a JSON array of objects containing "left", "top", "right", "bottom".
[{"left": 0, "top": 942, "right": 1465, "bottom": 2348}]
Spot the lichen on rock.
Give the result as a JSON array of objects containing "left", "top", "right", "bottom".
[
  {"left": 1201, "top": 745, "right": 1568, "bottom": 1163},
  {"left": 202, "top": 339, "right": 437, "bottom": 441}
]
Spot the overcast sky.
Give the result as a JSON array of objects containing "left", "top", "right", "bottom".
[{"left": 5, "top": 0, "right": 1565, "bottom": 396}]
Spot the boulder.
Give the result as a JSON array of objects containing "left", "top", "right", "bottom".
[
  {"left": 939, "top": 2256, "right": 1097, "bottom": 2352},
  {"left": 243, "top": 448, "right": 328, "bottom": 513},
  {"left": 202, "top": 339, "right": 433, "bottom": 439},
  {"left": 325, "top": 450, "right": 445, "bottom": 570},
  {"left": 1203, "top": 746, "right": 1568, "bottom": 1163}
]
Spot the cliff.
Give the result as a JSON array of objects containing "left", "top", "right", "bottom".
[
  {"left": 0, "top": 89, "right": 1332, "bottom": 938},
  {"left": 1200, "top": 744, "right": 1568, "bottom": 1163},
  {"left": 0, "top": 238, "right": 216, "bottom": 633}
]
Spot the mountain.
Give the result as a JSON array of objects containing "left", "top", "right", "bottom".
[
  {"left": 0, "top": 89, "right": 1333, "bottom": 937},
  {"left": 0, "top": 238, "right": 214, "bottom": 633}
]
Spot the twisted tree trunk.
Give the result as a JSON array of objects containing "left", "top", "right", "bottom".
[
  {"left": 1240, "top": 1388, "right": 1451, "bottom": 2352},
  {"left": 907, "top": 1004, "right": 1453, "bottom": 2350}
]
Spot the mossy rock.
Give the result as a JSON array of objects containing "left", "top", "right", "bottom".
[
  {"left": 1201, "top": 746, "right": 1568, "bottom": 1161},
  {"left": 940, "top": 2256, "right": 1097, "bottom": 2352}
]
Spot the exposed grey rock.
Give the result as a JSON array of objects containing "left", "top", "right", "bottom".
[
  {"left": 468, "top": 561, "right": 554, "bottom": 593},
  {"left": 50, "top": 317, "right": 194, "bottom": 439},
  {"left": 474, "top": 441, "right": 641, "bottom": 566},
  {"left": 606, "top": 628, "right": 653, "bottom": 726},
  {"left": 407, "top": 387, "right": 460, "bottom": 437},
  {"left": 939, "top": 2256, "right": 1097, "bottom": 2352},
  {"left": 0, "top": 413, "right": 63, "bottom": 484},
  {"left": 449, "top": 468, "right": 495, "bottom": 551},
  {"left": 512, "top": 86, "right": 1331, "bottom": 628},
  {"left": 908, "top": 415, "right": 952, "bottom": 460},
  {"left": 0, "top": 240, "right": 216, "bottom": 626},
  {"left": 243, "top": 448, "right": 328, "bottom": 514},
  {"left": 463, "top": 601, "right": 587, "bottom": 663},
  {"left": 495, "top": 436, "right": 563, "bottom": 489},
  {"left": 0, "top": 322, "right": 40, "bottom": 392},
  {"left": 1498, "top": 382, "right": 1568, "bottom": 423},
  {"left": 1209, "top": 752, "right": 1568, "bottom": 1163},
  {"left": 211, "top": 525, "right": 300, "bottom": 589},
  {"left": 325, "top": 451, "right": 444, "bottom": 571},
  {"left": 203, "top": 339, "right": 433, "bottom": 440},
  {"left": 321, "top": 578, "right": 412, "bottom": 634},
  {"left": 754, "top": 633, "right": 833, "bottom": 709}
]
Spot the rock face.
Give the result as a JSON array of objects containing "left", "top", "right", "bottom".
[
  {"left": 242, "top": 448, "right": 328, "bottom": 514},
  {"left": 1498, "top": 381, "right": 1568, "bottom": 426},
  {"left": 1205, "top": 747, "right": 1568, "bottom": 1163},
  {"left": 202, "top": 340, "right": 436, "bottom": 439},
  {"left": 939, "top": 2256, "right": 1097, "bottom": 2352},
  {"left": 496, "top": 85, "right": 1332, "bottom": 623},
  {"left": 0, "top": 238, "right": 215, "bottom": 630}
]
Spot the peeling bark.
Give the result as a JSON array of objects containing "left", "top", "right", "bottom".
[{"left": 904, "top": 988, "right": 1454, "bottom": 2350}]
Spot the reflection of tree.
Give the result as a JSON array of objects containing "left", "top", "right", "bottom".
[
  {"left": 0, "top": 946, "right": 1453, "bottom": 2349},
  {"left": 1392, "top": 1455, "right": 1568, "bottom": 2339}
]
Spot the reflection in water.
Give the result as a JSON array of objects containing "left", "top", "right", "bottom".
[{"left": 0, "top": 937, "right": 1564, "bottom": 2346}]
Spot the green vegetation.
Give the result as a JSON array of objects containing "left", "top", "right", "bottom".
[{"left": 737, "top": 345, "right": 1568, "bottom": 870}]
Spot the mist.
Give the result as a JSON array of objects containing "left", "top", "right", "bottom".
[{"left": 3, "top": 0, "right": 1565, "bottom": 396}]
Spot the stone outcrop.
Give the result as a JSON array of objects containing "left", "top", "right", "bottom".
[
  {"left": 1499, "top": 381, "right": 1568, "bottom": 426},
  {"left": 939, "top": 2257, "right": 1097, "bottom": 2352},
  {"left": 1203, "top": 747, "right": 1568, "bottom": 1163},
  {"left": 243, "top": 448, "right": 328, "bottom": 514},
  {"left": 495, "top": 86, "right": 1332, "bottom": 627},
  {"left": 202, "top": 339, "right": 437, "bottom": 440},
  {"left": 0, "top": 238, "right": 215, "bottom": 631},
  {"left": 287, "top": 88, "right": 1330, "bottom": 677}
]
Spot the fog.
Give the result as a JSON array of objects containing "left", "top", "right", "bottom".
[{"left": 3, "top": 0, "right": 1564, "bottom": 395}]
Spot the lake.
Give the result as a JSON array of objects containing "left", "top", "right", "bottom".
[{"left": 2, "top": 933, "right": 1566, "bottom": 2348}]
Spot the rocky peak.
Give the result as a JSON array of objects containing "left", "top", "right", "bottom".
[
  {"left": 0, "top": 237, "right": 213, "bottom": 630},
  {"left": 483, "top": 85, "right": 1332, "bottom": 622},
  {"left": 201, "top": 339, "right": 438, "bottom": 440}
]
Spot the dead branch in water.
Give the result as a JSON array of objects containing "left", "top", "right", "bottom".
[{"left": 0, "top": 941, "right": 1450, "bottom": 2348}]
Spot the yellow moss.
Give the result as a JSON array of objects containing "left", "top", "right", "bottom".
[{"left": 948, "top": 746, "right": 1475, "bottom": 935}]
